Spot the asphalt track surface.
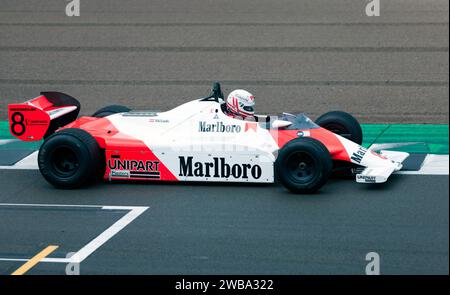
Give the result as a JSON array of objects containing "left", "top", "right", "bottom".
[
  {"left": 0, "top": 0, "right": 448, "bottom": 123},
  {"left": 0, "top": 171, "right": 448, "bottom": 275},
  {"left": 0, "top": 0, "right": 448, "bottom": 275}
]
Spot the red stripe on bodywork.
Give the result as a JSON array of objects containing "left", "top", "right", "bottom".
[
  {"left": 245, "top": 122, "right": 258, "bottom": 132},
  {"left": 309, "top": 128, "right": 350, "bottom": 161},
  {"left": 63, "top": 117, "right": 179, "bottom": 181},
  {"left": 269, "top": 128, "right": 350, "bottom": 161}
]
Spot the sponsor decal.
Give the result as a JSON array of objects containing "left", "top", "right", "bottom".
[
  {"left": 351, "top": 147, "right": 368, "bottom": 164},
  {"left": 148, "top": 118, "right": 169, "bottom": 123},
  {"left": 179, "top": 156, "right": 262, "bottom": 179},
  {"left": 122, "top": 111, "right": 158, "bottom": 117},
  {"left": 296, "top": 130, "right": 311, "bottom": 137},
  {"left": 371, "top": 151, "right": 388, "bottom": 160},
  {"left": 357, "top": 175, "right": 377, "bottom": 183},
  {"left": 9, "top": 107, "right": 36, "bottom": 112},
  {"left": 108, "top": 159, "right": 161, "bottom": 179},
  {"left": 110, "top": 170, "right": 130, "bottom": 178},
  {"left": 10, "top": 110, "right": 49, "bottom": 137},
  {"left": 25, "top": 119, "right": 48, "bottom": 126},
  {"left": 199, "top": 121, "right": 241, "bottom": 133}
]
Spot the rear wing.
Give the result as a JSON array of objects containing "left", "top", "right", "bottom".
[{"left": 8, "top": 92, "right": 80, "bottom": 141}]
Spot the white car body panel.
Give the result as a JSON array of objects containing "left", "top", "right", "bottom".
[
  {"left": 107, "top": 100, "right": 278, "bottom": 183},
  {"left": 105, "top": 99, "right": 408, "bottom": 184}
]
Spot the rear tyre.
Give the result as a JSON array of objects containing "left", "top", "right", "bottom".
[
  {"left": 38, "top": 128, "right": 103, "bottom": 189},
  {"left": 315, "top": 111, "right": 363, "bottom": 145},
  {"left": 276, "top": 137, "right": 332, "bottom": 193},
  {"left": 92, "top": 105, "right": 130, "bottom": 118}
]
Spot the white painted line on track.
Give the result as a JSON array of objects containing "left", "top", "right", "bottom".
[
  {"left": 0, "top": 203, "right": 104, "bottom": 208},
  {"left": 44, "top": 206, "right": 148, "bottom": 263},
  {"left": 0, "top": 203, "right": 149, "bottom": 264},
  {"left": 0, "top": 151, "right": 38, "bottom": 170},
  {"left": 396, "top": 154, "right": 449, "bottom": 175},
  {"left": 0, "top": 258, "right": 29, "bottom": 262},
  {"left": 0, "top": 139, "right": 18, "bottom": 146}
]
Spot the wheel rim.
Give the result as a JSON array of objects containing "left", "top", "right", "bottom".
[
  {"left": 50, "top": 146, "right": 79, "bottom": 177},
  {"left": 286, "top": 151, "right": 317, "bottom": 183},
  {"left": 322, "top": 123, "right": 352, "bottom": 139}
]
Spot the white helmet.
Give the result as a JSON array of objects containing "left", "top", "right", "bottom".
[{"left": 226, "top": 89, "right": 255, "bottom": 118}]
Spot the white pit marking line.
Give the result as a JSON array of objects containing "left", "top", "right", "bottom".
[
  {"left": 0, "top": 203, "right": 148, "bottom": 264},
  {"left": 396, "top": 154, "right": 449, "bottom": 175},
  {"left": 0, "top": 139, "right": 19, "bottom": 146},
  {"left": 0, "top": 151, "right": 39, "bottom": 170}
]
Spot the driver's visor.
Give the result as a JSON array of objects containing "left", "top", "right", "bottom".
[{"left": 243, "top": 106, "right": 254, "bottom": 112}]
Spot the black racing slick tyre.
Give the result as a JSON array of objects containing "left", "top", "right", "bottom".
[
  {"left": 315, "top": 111, "right": 363, "bottom": 145},
  {"left": 276, "top": 138, "right": 332, "bottom": 194},
  {"left": 92, "top": 105, "right": 130, "bottom": 118},
  {"left": 38, "top": 128, "right": 103, "bottom": 189}
]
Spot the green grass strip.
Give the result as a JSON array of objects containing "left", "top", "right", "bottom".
[
  {"left": 0, "top": 121, "right": 42, "bottom": 151},
  {"left": 362, "top": 124, "right": 448, "bottom": 154}
]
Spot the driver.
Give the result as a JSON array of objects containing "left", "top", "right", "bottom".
[{"left": 226, "top": 89, "right": 255, "bottom": 119}]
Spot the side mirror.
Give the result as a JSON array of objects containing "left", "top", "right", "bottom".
[{"left": 271, "top": 120, "right": 292, "bottom": 129}]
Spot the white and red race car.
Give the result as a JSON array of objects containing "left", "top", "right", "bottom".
[{"left": 8, "top": 83, "right": 409, "bottom": 193}]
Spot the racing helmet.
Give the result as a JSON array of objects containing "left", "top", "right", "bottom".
[{"left": 226, "top": 89, "right": 255, "bottom": 118}]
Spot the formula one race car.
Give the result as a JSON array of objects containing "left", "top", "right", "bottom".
[{"left": 7, "top": 83, "right": 409, "bottom": 193}]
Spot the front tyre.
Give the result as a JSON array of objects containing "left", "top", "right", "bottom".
[
  {"left": 276, "top": 138, "right": 332, "bottom": 194},
  {"left": 38, "top": 128, "right": 103, "bottom": 189},
  {"left": 315, "top": 111, "right": 363, "bottom": 145}
]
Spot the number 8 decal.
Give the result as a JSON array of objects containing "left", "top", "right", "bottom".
[{"left": 11, "top": 112, "right": 26, "bottom": 136}]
